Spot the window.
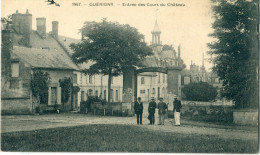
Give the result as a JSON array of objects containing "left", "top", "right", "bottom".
[
  {"left": 141, "top": 77, "right": 145, "bottom": 84},
  {"left": 89, "top": 75, "right": 93, "bottom": 84},
  {"left": 10, "top": 79, "right": 19, "bottom": 89},
  {"left": 73, "top": 74, "right": 77, "bottom": 83},
  {"left": 140, "top": 90, "right": 145, "bottom": 94},
  {"left": 88, "top": 89, "right": 93, "bottom": 96},
  {"left": 104, "top": 90, "right": 106, "bottom": 100},
  {"left": 158, "top": 74, "right": 160, "bottom": 83},
  {"left": 95, "top": 90, "right": 98, "bottom": 97},
  {"left": 81, "top": 91, "right": 85, "bottom": 101},
  {"left": 115, "top": 90, "right": 119, "bottom": 101},
  {"left": 152, "top": 88, "right": 155, "bottom": 94},
  {"left": 163, "top": 74, "right": 165, "bottom": 83},
  {"left": 11, "top": 62, "right": 19, "bottom": 77}
]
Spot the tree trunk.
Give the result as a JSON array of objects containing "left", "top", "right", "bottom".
[{"left": 107, "top": 68, "right": 112, "bottom": 103}]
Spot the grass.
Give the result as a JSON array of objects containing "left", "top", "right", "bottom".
[{"left": 1, "top": 124, "right": 258, "bottom": 153}]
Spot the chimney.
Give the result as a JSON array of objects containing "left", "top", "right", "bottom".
[
  {"left": 12, "top": 10, "right": 22, "bottom": 34},
  {"left": 19, "top": 9, "right": 32, "bottom": 35},
  {"left": 1, "top": 30, "right": 13, "bottom": 76},
  {"left": 12, "top": 9, "right": 32, "bottom": 35},
  {"left": 23, "top": 23, "right": 31, "bottom": 47},
  {"left": 22, "top": 10, "right": 32, "bottom": 47},
  {"left": 52, "top": 21, "right": 59, "bottom": 38},
  {"left": 36, "top": 17, "right": 46, "bottom": 38}
]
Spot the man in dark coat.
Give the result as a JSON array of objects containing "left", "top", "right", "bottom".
[
  {"left": 134, "top": 97, "right": 143, "bottom": 125},
  {"left": 157, "top": 97, "right": 167, "bottom": 125},
  {"left": 173, "top": 96, "right": 182, "bottom": 126},
  {"left": 148, "top": 97, "right": 156, "bottom": 125}
]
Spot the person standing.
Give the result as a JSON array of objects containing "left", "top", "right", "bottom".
[
  {"left": 134, "top": 97, "right": 143, "bottom": 125},
  {"left": 173, "top": 96, "right": 182, "bottom": 126},
  {"left": 157, "top": 97, "right": 167, "bottom": 125},
  {"left": 148, "top": 97, "right": 156, "bottom": 125}
]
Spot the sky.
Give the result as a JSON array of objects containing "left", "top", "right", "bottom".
[{"left": 2, "top": 0, "right": 215, "bottom": 70}]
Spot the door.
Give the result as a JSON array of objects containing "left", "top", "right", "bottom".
[{"left": 51, "top": 87, "right": 57, "bottom": 105}]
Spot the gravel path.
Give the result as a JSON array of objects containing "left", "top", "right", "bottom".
[{"left": 1, "top": 113, "right": 258, "bottom": 141}]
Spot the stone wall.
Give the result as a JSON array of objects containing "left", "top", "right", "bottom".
[
  {"left": 1, "top": 98, "right": 33, "bottom": 114},
  {"left": 167, "top": 100, "right": 234, "bottom": 122},
  {"left": 233, "top": 109, "right": 258, "bottom": 126},
  {"left": 90, "top": 102, "right": 134, "bottom": 116},
  {"left": 1, "top": 52, "right": 33, "bottom": 114}
]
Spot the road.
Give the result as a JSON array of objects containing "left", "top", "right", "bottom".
[{"left": 1, "top": 112, "right": 258, "bottom": 141}]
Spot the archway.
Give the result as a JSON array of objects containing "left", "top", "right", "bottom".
[{"left": 122, "top": 66, "right": 182, "bottom": 103}]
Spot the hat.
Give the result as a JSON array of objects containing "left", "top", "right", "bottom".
[
  {"left": 174, "top": 96, "right": 177, "bottom": 99},
  {"left": 159, "top": 97, "right": 163, "bottom": 100},
  {"left": 137, "top": 97, "right": 141, "bottom": 99},
  {"left": 151, "top": 97, "right": 155, "bottom": 100}
]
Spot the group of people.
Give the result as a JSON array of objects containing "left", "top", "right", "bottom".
[{"left": 134, "top": 96, "right": 182, "bottom": 126}]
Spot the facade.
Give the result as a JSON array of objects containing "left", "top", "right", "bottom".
[
  {"left": 62, "top": 19, "right": 182, "bottom": 103},
  {"left": 1, "top": 10, "right": 184, "bottom": 115},
  {"left": 137, "top": 20, "right": 183, "bottom": 102},
  {"left": 181, "top": 61, "right": 224, "bottom": 100},
  {"left": 1, "top": 10, "right": 81, "bottom": 114}
]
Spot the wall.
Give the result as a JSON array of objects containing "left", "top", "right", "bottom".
[
  {"left": 90, "top": 102, "right": 134, "bottom": 116},
  {"left": 233, "top": 109, "right": 258, "bottom": 126},
  {"left": 1, "top": 98, "right": 33, "bottom": 114},
  {"left": 167, "top": 101, "right": 234, "bottom": 122},
  {"left": 137, "top": 72, "right": 168, "bottom": 102},
  {"left": 80, "top": 73, "right": 123, "bottom": 102},
  {"left": 1, "top": 57, "right": 33, "bottom": 114},
  {"left": 40, "top": 69, "right": 75, "bottom": 111}
]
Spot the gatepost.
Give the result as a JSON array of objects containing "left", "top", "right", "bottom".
[
  {"left": 167, "top": 67, "right": 182, "bottom": 103},
  {"left": 122, "top": 67, "right": 137, "bottom": 116}
]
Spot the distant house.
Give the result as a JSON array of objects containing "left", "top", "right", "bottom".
[{"left": 1, "top": 10, "right": 80, "bottom": 114}]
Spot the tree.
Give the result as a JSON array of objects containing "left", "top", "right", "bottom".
[
  {"left": 70, "top": 19, "right": 153, "bottom": 102},
  {"left": 183, "top": 82, "right": 218, "bottom": 101},
  {"left": 208, "top": 0, "right": 258, "bottom": 109},
  {"left": 1, "top": 15, "right": 12, "bottom": 29},
  {"left": 59, "top": 77, "right": 72, "bottom": 108},
  {"left": 31, "top": 71, "right": 51, "bottom": 105}
]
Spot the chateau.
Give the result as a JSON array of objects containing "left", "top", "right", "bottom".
[{"left": 2, "top": 10, "right": 220, "bottom": 114}]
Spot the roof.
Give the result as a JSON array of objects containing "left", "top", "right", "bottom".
[
  {"left": 58, "top": 35, "right": 81, "bottom": 55},
  {"left": 12, "top": 46, "right": 79, "bottom": 70},
  {"left": 11, "top": 30, "right": 80, "bottom": 70},
  {"left": 57, "top": 35, "right": 94, "bottom": 70},
  {"left": 152, "top": 20, "right": 161, "bottom": 33},
  {"left": 159, "top": 50, "right": 177, "bottom": 59}
]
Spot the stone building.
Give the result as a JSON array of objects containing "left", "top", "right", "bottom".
[
  {"left": 62, "top": 19, "right": 183, "bottom": 103},
  {"left": 1, "top": 10, "right": 81, "bottom": 114},
  {"left": 137, "top": 20, "right": 184, "bottom": 102},
  {"left": 1, "top": 10, "right": 184, "bottom": 115},
  {"left": 57, "top": 36, "right": 124, "bottom": 103},
  {"left": 181, "top": 60, "right": 223, "bottom": 100}
]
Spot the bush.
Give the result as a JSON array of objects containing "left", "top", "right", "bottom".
[
  {"left": 183, "top": 82, "right": 217, "bottom": 101},
  {"left": 82, "top": 96, "right": 107, "bottom": 113},
  {"left": 31, "top": 71, "right": 51, "bottom": 104}
]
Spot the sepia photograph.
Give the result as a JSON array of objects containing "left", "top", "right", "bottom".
[{"left": 1, "top": 0, "right": 259, "bottom": 153}]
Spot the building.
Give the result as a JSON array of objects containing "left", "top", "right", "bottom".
[
  {"left": 1, "top": 10, "right": 185, "bottom": 115},
  {"left": 181, "top": 59, "right": 224, "bottom": 100},
  {"left": 1, "top": 10, "right": 81, "bottom": 114},
  {"left": 137, "top": 20, "right": 184, "bottom": 102},
  {"left": 63, "top": 19, "right": 183, "bottom": 103}
]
